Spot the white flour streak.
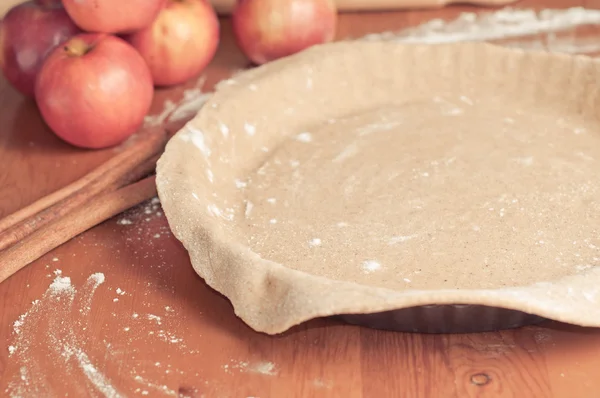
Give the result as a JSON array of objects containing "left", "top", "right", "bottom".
[
  {"left": 308, "top": 238, "right": 322, "bottom": 247},
  {"left": 388, "top": 234, "right": 418, "bottom": 245},
  {"left": 133, "top": 375, "right": 176, "bottom": 397},
  {"left": 362, "top": 7, "right": 600, "bottom": 47},
  {"left": 5, "top": 273, "right": 123, "bottom": 398},
  {"left": 147, "top": 314, "right": 163, "bottom": 325},
  {"left": 511, "top": 156, "right": 535, "bottom": 166},
  {"left": 64, "top": 345, "right": 121, "bottom": 398},
  {"left": 333, "top": 142, "right": 359, "bottom": 163},
  {"left": 223, "top": 360, "right": 279, "bottom": 376},
  {"left": 184, "top": 125, "right": 211, "bottom": 157},
  {"left": 357, "top": 121, "right": 400, "bottom": 136},
  {"left": 235, "top": 179, "right": 248, "bottom": 189},
  {"left": 362, "top": 260, "right": 382, "bottom": 273},
  {"left": 219, "top": 122, "right": 230, "bottom": 138},
  {"left": 250, "top": 362, "right": 278, "bottom": 376},
  {"left": 144, "top": 76, "right": 210, "bottom": 127},
  {"left": 81, "top": 273, "right": 105, "bottom": 315},
  {"left": 244, "top": 122, "right": 256, "bottom": 136},
  {"left": 245, "top": 200, "right": 254, "bottom": 218},
  {"left": 168, "top": 91, "right": 211, "bottom": 123},
  {"left": 295, "top": 132, "right": 313, "bottom": 143}
]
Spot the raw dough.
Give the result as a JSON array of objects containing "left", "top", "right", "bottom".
[
  {"left": 242, "top": 102, "right": 600, "bottom": 291},
  {"left": 157, "top": 41, "right": 600, "bottom": 334}
]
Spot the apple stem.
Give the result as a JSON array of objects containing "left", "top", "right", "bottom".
[{"left": 64, "top": 39, "right": 91, "bottom": 57}]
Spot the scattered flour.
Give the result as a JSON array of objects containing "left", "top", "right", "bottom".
[
  {"left": 132, "top": 375, "right": 177, "bottom": 397},
  {"left": 4, "top": 270, "right": 190, "bottom": 396},
  {"left": 223, "top": 360, "right": 279, "bottom": 376},
  {"left": 3, "top": 195, "right": 196, "bottom": 396},
  {"left": 388, "top": 235, "right": 418, "bottom": 245},
  {"left": 313, "top": 379, "right": 333, "bottom": 389},
  {"left": 295, "top": 132, "right": 313, "bottom": 143},
  {"left": 143, "top": 76, "right": 211, "bottom": 127},
  {"left": 147, "top": 314, "right": 163, "bottom": 325},
  {"left": 5, "top": 273, "right": 123, "bottom": 398},
  {"left": 362, "top": 260, "right": 382, "bottom": 273},
  {"left": 308, "top": 238, "right": 322, "bottom": 248},
  {"left": 244, "top": 122, "right": 256, "bottom": 136},
  {"left": 361, "top": 7, "right": 600, "bottom": 55},
  {"left": 116, "top": 197, "right": 172, "bottom": 245}
]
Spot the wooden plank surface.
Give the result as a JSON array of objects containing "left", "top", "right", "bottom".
[{"left": 2, "top": 0, "right": 600, "bottom": 397}]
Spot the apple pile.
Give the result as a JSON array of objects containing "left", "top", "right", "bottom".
[
  {"left": 0, "top": 0, "right": 337, "bottom": 149},
  {"left": 0, "top": 0, "right": 219, "bottom": 149}
]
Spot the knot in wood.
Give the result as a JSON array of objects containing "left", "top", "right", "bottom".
[{"left": 470, "top": 373, "right": 491, "bottom": 386}]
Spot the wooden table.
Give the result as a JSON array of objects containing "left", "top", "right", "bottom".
[{"left": 3, "top": 1, "right": 600, "bottom": 397}]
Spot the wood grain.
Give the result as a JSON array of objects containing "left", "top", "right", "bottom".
[
  {"left": 0, "top": 175, "right": 158, "bottom": 283},
  {"left": 0, "top": 127, "right": 166, "bottom": 250},
  {"left": 2, "top": 2, "right": 600, "bottom": 397}
]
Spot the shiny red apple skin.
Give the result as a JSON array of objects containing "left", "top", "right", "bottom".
[
  {"left": 0, "top": 0, "right": 82, "bottom": 97},
  {"left": 62, "top": 0, "right": 165, "bottom": 34},
  {"left": 35, "top": 33, "right": 154, "bottom": 149},
  {"left": 232, "top": 0, "right": 337, "bottom": 65},
  {"left": 125, "top": 0, "right": 220, "bottom": 87}
]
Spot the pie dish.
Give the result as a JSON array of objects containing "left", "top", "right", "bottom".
[{"left": 156, "top": 41, "right": 600, "bottom": 334}]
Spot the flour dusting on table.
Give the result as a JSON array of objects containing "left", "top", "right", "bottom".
[
  {"left": 223, "top": 360, "right": 279, "bottom": 376},
  {"left": 5, "top": 273, "right": 122, "bottom": 398},
  {"left": 363, "top": 7, "right": 600, "bottom": 54}
]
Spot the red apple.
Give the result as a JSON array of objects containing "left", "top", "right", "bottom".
[
  {"left": 232, "top": 0, "right": 337, "bottom": 65},
  {"left": 0, "top": 0, "right": 82, "bottom": 97},
  {"left": 62, "top": 0, "right": 165, "bottom": 34},
  {"left": 125, "top": 0, "right": 219, "bottom": 87},
  {"left": 35, "top": 33, "right": 154, "bottom": 149}
]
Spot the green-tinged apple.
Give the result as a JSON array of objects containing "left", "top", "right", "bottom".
[
  {"left": 232, "top": 0, "right": 337, "bottom": 65},
  {"left": 35, "top": 33, "right": 154, "bottom": 149},
  {"left": 62, "top": 0, "right": 165, "bottom": 34},
  {"left": 0, "top": 0, "right": 82, "bottom": 96},
  {"left": 125, "top": 0, "right": 219, "bottom": 87}
]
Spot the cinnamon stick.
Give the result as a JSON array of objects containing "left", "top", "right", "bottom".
[
  {"left": 0, "top": 175, "right": 158, "bottom": 284},
  {"left": 0, "top": 126, "right": 167, "bottom": 251}
]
